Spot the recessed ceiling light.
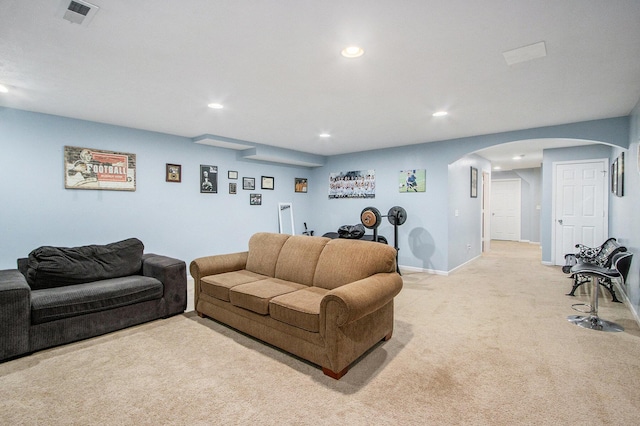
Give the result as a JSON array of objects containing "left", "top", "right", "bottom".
[
  {"left": 432, "top": 111, "right": 448, "bottom": 117},
  {"left": 341, "top": 46, "right": 364, "bottom": 58},
  {"left": 493, "top": 166, "right": 502, "bottom": 170},
  {"left": 0, "top": 84, "right": 8, "bottom": 93},
  {"left": 207, "top": 103, "right": 224, "bottom": 109},
  {"left": 319, "top": 133, "right": 331, "bottom": 138},
  {"left": 512, "top": 154, "right": 524, "bottom": 160}
]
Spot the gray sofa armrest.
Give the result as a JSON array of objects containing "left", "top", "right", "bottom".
[
  {"left": 142, "top": 254, "right": 187, "bottom": 316},
  {"left": 0, "top": 270, "right": 31, "bottom": 361}
]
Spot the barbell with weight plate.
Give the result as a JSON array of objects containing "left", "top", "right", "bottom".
[
  {"left": 360, "top": 207, "right": 382, "bottom": 229},
  {"left": 387, "top": 206, "right": 407, "bottom": 226},
  {"left": 360, "top": 206, "right": 407, "bottom": 229}
]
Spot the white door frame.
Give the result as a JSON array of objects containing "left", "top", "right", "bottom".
[
  {"left": 491, "top": 178, "right": 522, "bottom": 241},
  {"left": 551, "top": 159, "right": 609, "bottom": 265},
  {"left": 482, "top": 171, "right": 491, "bottom": 252}
]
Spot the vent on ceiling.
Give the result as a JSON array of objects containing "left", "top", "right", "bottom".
[
  {"left": 502, "top": 41, "right": 547, "bottom": 66},
  {"left": 57, "top": 0, "right": 100, "bottom": 26}
]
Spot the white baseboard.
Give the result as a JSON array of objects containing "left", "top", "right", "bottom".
[
  {"left": 399, "top": 265, "right": 449, "bottom": 276},
  {"left": 614, "top": 283, "right": 640, "bottom": 329},
  {"left": 399, "top": 256, "right": 480, "bottom": 276},
  {"left": 447, "top": 255, "right": 481, "bottom": 275}
]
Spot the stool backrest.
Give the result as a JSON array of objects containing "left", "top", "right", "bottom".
[{"left": 612, "top": 252, "right": 633, "bottom": 285}]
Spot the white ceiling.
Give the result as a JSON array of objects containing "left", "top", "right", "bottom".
[{"left": 1, "top": 0, "right": 639, "bottom": 170}]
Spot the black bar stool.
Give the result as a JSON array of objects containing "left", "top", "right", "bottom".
[{"left": 567, "top": 252, "right": 633, "bottom": 332}]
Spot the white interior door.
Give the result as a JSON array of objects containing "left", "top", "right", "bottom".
[
  {"left": 553, "top": 160, "right": 608, "bottom": 265},
  {"left": 491, "top": 179, "right": 521, "bottom": 241}
]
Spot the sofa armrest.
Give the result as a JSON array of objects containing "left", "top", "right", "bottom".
[
  {"left": 189, "top": 252, "right": 248, "bottom": 312},
  {"left": 0, "top": 269, "right": 31, "bottom": 361},
  {"left": 320, "top": 272, "right": 403, "bottom": 328},
  {"left": 142, "top": 254, "right": 187, "bottom": 316},
  {"left": 189, "top": 252, "right": 249, "bottom": 281}
]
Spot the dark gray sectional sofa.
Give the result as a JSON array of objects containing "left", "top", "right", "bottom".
[{"left": 0, "top": 238, "right": 187, "bottom": 362}]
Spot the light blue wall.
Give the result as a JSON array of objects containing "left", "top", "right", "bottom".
[
  {"left": 492, "top": 168, "right": 542, "bottom": 243},
  {"left": 0, "top": 107, "right": 314, "bottom": 269},
  {"left": 0, "top": 107, "right": 631, "bottom": 278},
  {"left": 610, "top": 98, "right": 640, "bottom": 316},
  {"left": 447, "top": 155, "right": 490, "bottom": 271},
  {"left": 308, "top": 144, "right": 453, "bottom": 273}
]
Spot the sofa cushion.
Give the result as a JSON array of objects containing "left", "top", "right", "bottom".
[
  {"left": 245, "top": 233, "right": 290, "bottom": 277},
  {"left": 269, "top": 287, "right": 329, "bottom": 333},
  {"left": 30, "top": 275, "right": 163, "bottom": 325},
  {"left": 25, "top": 238, "right": 144, "bottom": 290},
  {"left": 200, "top": 270, "right": 268, "bottom": 302},
  {"left": 313, "top": 238, "right": 397, "bottom": 290},
  {"left": 274, "top": 236, "right": 330, "bottom": 286},
  {"left": 229, "top": 278, "right": 306, "bottom": 315}
]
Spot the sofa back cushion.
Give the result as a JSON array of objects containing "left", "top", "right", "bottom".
[
  {"left": 274, "top": 235, "right": 330, "bottom": 286},
  {"left": 245, "top": 233, "right": 290, "bottom": 277},
  {"left": 313, "top": 239, "right": 397, "bottom": 290},
  {"left": 25, "top": 238, "right": 144, "bottom": 290}
]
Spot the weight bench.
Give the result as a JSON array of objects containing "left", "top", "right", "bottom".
[
  {"left": 563, "top": 237, "right": 627, "bottom": 302},
  {"left": 567, "top": 251, "right": 633, "bottom": 332}
]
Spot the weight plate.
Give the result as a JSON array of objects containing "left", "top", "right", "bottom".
[
  {"left": 360, "top": 207, "right": 381, "bottom": 229},
  {"left": 387, "top": 206, "right": 407, "bottom": 226}
]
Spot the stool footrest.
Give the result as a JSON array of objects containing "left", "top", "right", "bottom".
[{"left": 571, "top": 303, "right": 593, "bottom": 314}]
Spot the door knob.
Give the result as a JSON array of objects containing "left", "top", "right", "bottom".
[{"left": 558, "top": 219, "right": 563, "bottom": 225}]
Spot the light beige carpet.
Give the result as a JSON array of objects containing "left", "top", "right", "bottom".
[{"left": 2, "top": 241, "right": 640, "bottom": 425}]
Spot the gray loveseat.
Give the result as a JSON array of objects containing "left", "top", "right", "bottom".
[{"left": 0, "top": 238, "right": 187, "bottom": 362}]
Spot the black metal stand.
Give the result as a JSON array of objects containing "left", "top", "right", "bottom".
[
  {"left": 567, "top": 275, "right": 621, "bottom": 303},
  {"left": 392, "top": 220, "right": 400, "bottom": 274}
]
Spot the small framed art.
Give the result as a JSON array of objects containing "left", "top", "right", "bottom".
[
  {"left": 250, "top": 193, "right": 262, "bottom": 205},
  {"left": 243, "top": 177, "right": 255, "bottom": 190},
  {"left": 399, "top": 169, "right": 425, "bottom": 192},
  {"left": 200, "top": 165, "right": 218, "bottom": 193},
  {"left": 166, "top": 164, "right": 181, "bottom": 183},
  {"left": 612, "top": 153, "right": 624, "bottom": 197},
  {"left": 229, "top": 183, "right": 237, "bottom": 194},
  {"left": 470, "top": 167, "right": 478, "bottom": 198},
  {"left": 261, "top": 176, "right": 274, "bottom": 190},
  {"left": 295, "top": 178, "right": 308, "bottom": 193},
  {"left": 228, "top": 170, "right": 238, "bottom": 179}
]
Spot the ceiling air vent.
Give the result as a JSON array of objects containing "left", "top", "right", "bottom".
[{"left": 57, "top": 0, "right": 100, "bottom": 26}]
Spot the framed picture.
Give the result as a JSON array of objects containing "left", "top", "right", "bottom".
[
  {"left": 166, "top": 163, "right": 181, "bottom": 183},
  {"left": 470, "top": 167, "right": 478, "bottom": 198},
  {"left": 64, "top": 146, "right": 136, "bottom": 191},
  {"left": 611, "top": 159, "right": 618, "bottom": 195},
  {"left": 613, "top": 153, "right": 624, "bottom": 197},
  {"left": 228, "top": 170, "right": 238, "bottom": 179},
  {"left": 399, "top": 169, "right": 426, "bottom": 192},
  {"left": 618, "top": 152, "right": 625, "bottom": 197},
  {"left": 295, "top": 178, "right": 308, "bottom": 193},
  {"left": 328, "top": 170, "right": 375, "bottom": 199},
  {"left": 229, "top": 183, "right": 237, "bottom": 194},
  {"left": 200, "top": 165, "right": 218, "bottom": 193},
  {"left": 243, "top": 177, "right": 255, "bottom": 190},
  {"left": 250, "top": 193, "right": 262, "bottom": 205},
  {"left": 261, "top": 176, "right": 274, "bottom": 190}
]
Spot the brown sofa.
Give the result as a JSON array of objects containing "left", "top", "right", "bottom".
[{"left": 190, "top": 232, "right": 402, "bottom": 379}]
